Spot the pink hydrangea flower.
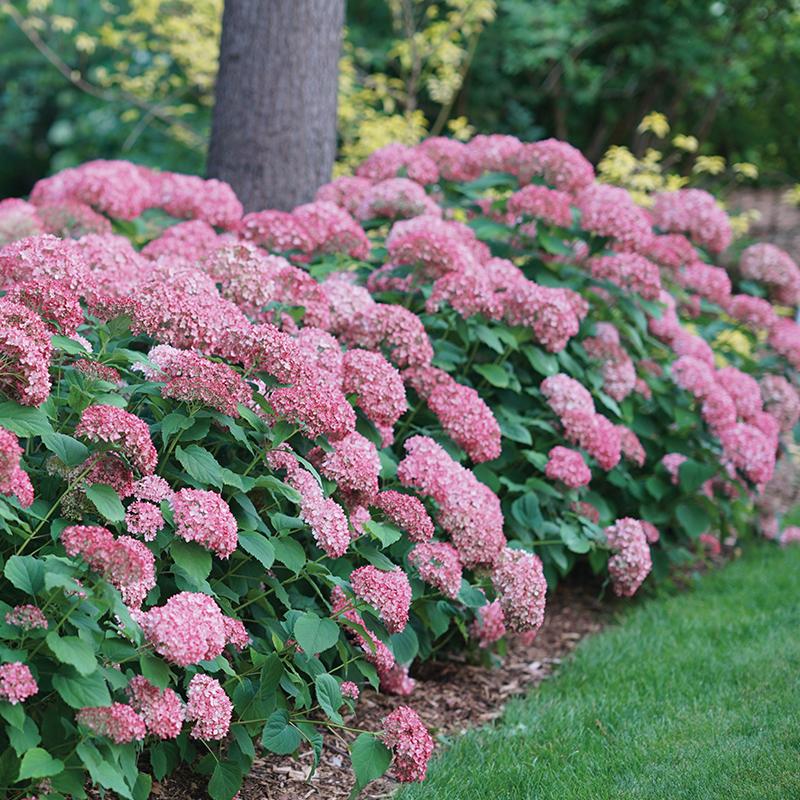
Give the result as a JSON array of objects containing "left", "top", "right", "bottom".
[
  {"left": 341, "top": 349, "right": 407, "bottom": 432},
  {"left": 760, "top": 374, "right": 800, "bottom": 432},
  {"left": 719, "top": 423, "right": 775, "bottom": 485},
  {"left": 652, "top": 189, "right": 732, "bottom": 253},
  {"left": 340, "top": 681, "right": 360, "bottom": 700},
  {"left": 380, "top": 706, "right": 435, "bottom": 783},
  {"left": 134, "top": 592, "right": 227, "bottom": 666},
  {"left": 510, "top": 138, "right": 594, "bottom": 193},
  {"left": 350, "top": 565, "right": 412, "bottom": 634},
  {"left": 471, "top": 599, "right": 507, "bottom": 648},
  {"left": 779, "top": 526, "right": 800, "bottom": 546},
  {"left": 126, "top": 675, "right": 184, "bottom": 739},
  {"left": 316, "top": 431, "right": 381, "bottom": 502},
  {"left": 545, "top": 446, "right": 591, "bottom": 488},
  {"left": 380, "top": 663, "right": 416, "bottom": 696},
  {"left": 76, "top": 404, "right": 157, "bottom": 475},
  {"left": 0, "top": 298, "right": 53, "bottom": 406},
  {"left": 185, "top": 674, "right": 233, "bottom": 740},
  {"left": 331, "top": 586, "right": 395, "bottom": 675},
  {"left": 125, "top": 500, "right": 164, "bottom": 542},
  {"left": 170, "top": 488, "right": 238, "bottom": 559},
  {"left": 76, "top": 703, "right": 146, "bottom": 743},
  {"left": 698, "top": 533, "right": 721, "bottom": 556},
  {"left": 491, "top": 547, "right": 547, "bottom": 635},
  {"left": 0, "top": 662, "right": 38, "bottom": 704},
  {"left": 408, "top": 541, "right": 462, "bottom": 599},
  {"left": 661, "top": 453, "right": 687, "bottom": 485},
  {"left": 740, "top": 243, "right": 800, "bottom": 304},
  {"left": 5, "top": 604, "right": 48, "bottom": 631},
  {"left": 604, "top": 518, "right": 652, "bottom": 597},
  {"left": 372, "top": 490, "right": 434, "bottom": 543},
  {"left": 0, "top": 426, "right": 34, "bottom": 507},
  {"left": 398, "top": 436, "right": 506, "bottom": 568}
]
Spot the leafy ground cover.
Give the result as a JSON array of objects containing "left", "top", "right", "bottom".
[{"left": 397, "top": 544, "right": 800, "bottom": 800}]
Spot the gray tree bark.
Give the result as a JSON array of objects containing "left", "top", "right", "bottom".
[{"left": 207, "top": 0, "right": 345, "bottom": 212}]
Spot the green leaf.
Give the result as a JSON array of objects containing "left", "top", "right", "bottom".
[
  {"left": 208, "top": 761, "right": 243, "bottom": 800},
  {"left": 389, "top": 625, "right": 419, "bottom": 663},
  {"left": 77, "top": 741, "right": 132, "bottom": 799},
  {"left": 676, "top": 502, "right": 711, "bottom": 537},
  {"left": 350, "top": 733, "right": 392, "bottom": 796},
  {"left": 7, "top": 714, "right": 41, "bottom": 756},
  {"left": 41, "top": 433, "right": 90, "bottom": 466},
  {"left": 293, "top": 612, "right": 340, "bottom": 655},
  {"left": 363, "top": 520, "right": 403, "bottom": 548},
  {"left": 17, "top": 747, "right": 64, "bottom": 781},
  {"left": 474, "top": 363, "right": 510, "bottom": 387},
  {"left": 457, "top": 582, "right": 487, "bottom": 608},
  {"left": 253, "top": 474, "right": 302, "bottom": 504},
  {"left": 53, "top": 670, "right": 111, "bottom": 708},
  {"left": 46, "top": 633, "right": 97, "bottom": 675},
  {"left": 0, "top": 402, "right": 53, "bottom": 436},
  {"left": 238, "top": 530, "right": 275, "bottom": 569},
  {"left": 678, "top": 460, "right": 718, "bottom": 494},
  {"left": 314, "top": 673, "right": 343, "bottom": 724},
  {"left": 273, "top": 537, "right": 306, "bottom": 573},
  {"left": 159, "top": 412, "right": 194, "bottom": 448},
  {"left": 170, "top": 540, "right": 212, "bottom": 584},
  {"left": 261, "top": 709, "right": 301, "bottom": 755},
  {"left": 52, "top": 334, "right": 89, "bottom": 354},
  {"left": 560, "top": 524, "right": 591, "bottom": 554},
  {"left": 140, "top": 654, "right": 171, "bottom": 690},
  {"left": 175, "top": 444, "right": 224, "bottom": 489},
  {"left": 4, "top": 555, "right": 45, "bottom": 595},
  {"left": 85, "top": 483, "right": 125, "bottom": 522},
  {"left": 522, "top": 345, "right": 559, "bottom": 376}
]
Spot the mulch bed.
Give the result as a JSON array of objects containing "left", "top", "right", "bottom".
[{"left": 152, "top": 581, "right": 612, "bottom": 800}]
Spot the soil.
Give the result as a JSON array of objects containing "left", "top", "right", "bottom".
[{"left": 150, "top": 582, "right": 612, "bottom": 800}]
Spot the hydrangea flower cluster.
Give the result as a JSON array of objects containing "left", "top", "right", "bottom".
[
  {"left": 186, "top": 674, "right": 233, "bottom": 740},
  {"left": 491, "top": 547, "right": 547, "bottom": 635},
  {"left": 350, "top": 565, "right": 412, "bottom": 633},
  {"left": 380, "top": 706, "right": 435, "bottom": 783},
  {"left": 75, "top": 703, "right": 146, "bottom": 743},
  {"left": 5, "top": 604, "right": 48, "bottom": 631},
  {"left": 170, "top": 488, "right": 238, "bottom": 559},
  {"left": 126, "top": 675, "right": 185, "bottom": 740},
  {"left": 61, "top": 525, "right": 155, "bottom": 608},
  {"left": 604, "top": 518, "right": 652, "bottom": 597},
  {"left": 398, "top": 436, "right": 506, "bottom": 568},
  {"left": 408, "top": 541, "right": 462, "bottom": 598},
  {"left": 0, "top": 426, "right": 34, "bottom": 507},
  {"left": 652, "top": 189, "right": 733, "bottom": 253},
  {"left": 0, "top": 662, "right": 38, "bottom": 704},
  {"left": 372, "top": 490, "right": 434, "bottom": 542},
  {"left": 75, "top": 404, "right": 158, "bottom": 475},
  {"left": 545, "top": 446, "right": 591, "bottom": 488}
]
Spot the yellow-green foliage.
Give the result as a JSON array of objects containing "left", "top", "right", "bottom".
[{"left": 598, "top": 112, "right": 761, "bottom": 237}]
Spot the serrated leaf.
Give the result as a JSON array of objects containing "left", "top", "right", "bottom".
[
  {"left": 363, "top": 520, "right": 402, "bottom": 547},
  {"left": 0, "top": 402, "right": 53, "bottom": 436},
  {"left": 208, "top": 761, "right": 243, "bottom": 800},
  {"left": 41, "top": 433, "right": 89, "bottom": 466},
  {"left": 473, "top": 363, "right": 510, "bottom": 387},
  {"left": 46, "top": 633, "right": 97, "bottom": 675},
  {"left": 261, "top": 709, "right": 301, "bottom": 755},
  {"left": 314, "top": 673, "right": 343, "bottom": 724},
  {"left": 17, "top": 747, "right": 63, "bottom": 781},
  {"left": 350, "top": 733, "right": 392, "bottom": 796},
  {"left": 238, "top": 530, "right": 275, "bottom": 569},
  {"left": 4, "top": 555, "right": 45, "bottom": 595},
  {"left": 85, "top": 483, "right": 125, "bottom": 522},
  {"left": 293, "top": 612, "right": 340, "bottom": 655},
  {"left": 140, "top": 654, "right": 170, "bottom": 689},
  {"left": 53, "top": 670, "right": 111, "bottom": 708},
  {"left": 170, "top": 540, "right": 212, "bottom": 584},
  {"left": 174, "top": 444, "right": 224, "bottom": 489},
  {"left": 273, "top": 537, "right": 306, "bottom": 573}
]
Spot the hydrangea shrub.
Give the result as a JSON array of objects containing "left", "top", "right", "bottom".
[{"left": 0, "top": 138, "right": 797, "bottom": 798}]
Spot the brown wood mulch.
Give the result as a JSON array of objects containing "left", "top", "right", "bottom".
[{"left": 150, "top": 582, "right": 612, "bottom": 800}]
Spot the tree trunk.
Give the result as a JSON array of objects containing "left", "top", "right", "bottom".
[{"left": 207, "top": 0, "right": 345, "bottom": 212}]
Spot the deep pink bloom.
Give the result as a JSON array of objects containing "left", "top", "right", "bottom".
[
  {"left": 471, "top": 599, "right": 507, "bottom": 648},
  {"left": 350, "top": 565, "right": 412, "bottom": 634},
  {"left": 76, "top": 404, "right": 157, "bottom": 476},
  {"left": 76, "top": 703, "right": 146, "bottom": 743},
  {"left": 0, "top": 298, "right": 53, "bottom": 405},
  {"left": 316, "top": 431, "right": 381, "bottom": 502},
  {"left": 510, "top": 138, "right": 594, "bottom": 193},
  {"left": 341, "top": 349, "right": 407, "bottom": 432},
  {"left": 126, "top": 675, "right": 185, "bottom": 739},
  {"left": 125, "top": 500, "right": 164, "bottom": 542},
  {"left": 661, "top": 453, "right": 687, "bottom": 485},
  {"left": 576, "top": 184, "right": 653, "bottom": 251},
  {"left": 134, "top": 592, "right": 227, "bottom": 667},
  {"left": 0, "top": 426, "right": 33, "bottom": 507},
  {"left": 398, "top": 436, "right": 506, "bottom": 568},
  {"left": 268, "top": 448, "right": 351, "bottom": 558},
  {"left": 719, "top": 423, "right": 776, "bottom": 485},
  {"left": 381, "top": 706, "right": 435, "bottom": 783},
  {"left": 491, "top": 547, "right": 547, "bottom": 635},
  {"left": 0, "top": 662, "right": 38, "bottom": 704},
  {"left": 170, "top": 489, "right": 238, "bottom": 559},
  {"left": 408, "top": 541, "right": 462, "bottom": 599},
  {"left": 340, "top": 680, "right": 360, "bottom": 700},
  {"left": 186, "top": 674, "right": 233, "bottom": 740},
  {"left": 5, "top": 278, "right": 84, "bottom": 335},
  {"left": 604, "top": 518, "right": 652, "bottom": 597},
  {"left": 652, "top": 189, "right": 732, "bottom": 253},
  {"left": 372, "top": 490, "right": 434, "bottom": 543},
  {"left": 331, "top": 585, "right": 395, "bottom": 675},
  {"left": 545, "top": 446, "right": 591, "bottom": 488},
  {"left": 5, "top": 604, "right": 48, "bottom": 631}
]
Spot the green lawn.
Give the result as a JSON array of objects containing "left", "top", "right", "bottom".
[{"left": 397, "top": 545, "right": 800, "bottom": 800}]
